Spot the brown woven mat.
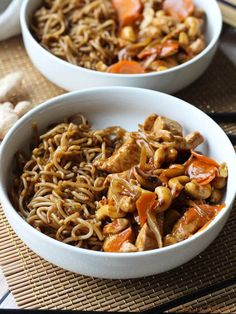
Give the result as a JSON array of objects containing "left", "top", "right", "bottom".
[{"left": 0, "top": 36, "right": 236, "bottom": 312}]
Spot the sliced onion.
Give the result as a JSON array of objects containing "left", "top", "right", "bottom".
[{"left": 147, "top": 210, "right": 163, "bottom": 248}]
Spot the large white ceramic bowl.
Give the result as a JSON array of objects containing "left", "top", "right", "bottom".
[
  {"left": 20, "top": 0, "right": 222, "bottom": 93},
  {"left": 0, "top": 87, "right": 235, "bottom": 279}
]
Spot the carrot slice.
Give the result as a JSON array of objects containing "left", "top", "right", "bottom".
[
  {"left": 104, "top": 227, "right": 132, "bottom": 252},
  {"left": 191, "top": 151, "right": 219, "bottom": 167},
  {"left": 187, "top": 160, "right": 218, "bottom": 185},
  {"left": 112, "top": 0, "right": 142, "bottom": 27},
  {"left": 199, "top": 203, "right": 225, "bottom": 216},
  {"left": 136, "top": 192, "right": 156, "bottom": 226},
  {"left": 159, "top": 41, "right": 179, "bottom": 58},
  {"left": 107, "top": 60, "right": 145, "bottom": 74},
  {"left": 186, "top": 151, "right": 219, "bottom": 185},
  {"left": 197, "top": 204, "right": 225, "bottom": 232},
  {"left": 163, "top": 0, "right": 195, "bottom": 22}
]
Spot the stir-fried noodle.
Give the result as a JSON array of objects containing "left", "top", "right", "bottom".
[{"left": 12, "top": 114, "right": 227, "bottom": 252}]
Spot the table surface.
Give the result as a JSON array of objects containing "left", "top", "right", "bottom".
[{"left": 0, "top": 25, "right": 235, "bottom": 311}]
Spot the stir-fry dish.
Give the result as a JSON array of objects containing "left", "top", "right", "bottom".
[
  {"left": 31, "top": 0, "right": 206, "bottom": 74},
  {"left": 12, "top": 114, "right": 227, "bottom": 252}
]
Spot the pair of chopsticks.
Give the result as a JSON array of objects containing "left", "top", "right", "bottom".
[{"left": 208, "top": 112, "right": 236, "bottom": 145}]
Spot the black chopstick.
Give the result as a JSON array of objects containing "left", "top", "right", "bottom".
[
  {"left": 208, "top": 112, "right": 236, "bottom": 123},
  {"left": 144, "top": 276, "right": 236, "bottom": 314}
]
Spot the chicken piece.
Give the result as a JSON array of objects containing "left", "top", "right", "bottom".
[
  {"left": 152, "top": 116, "right": 183, "bottom": 137},
  {"left": 119, "top": 241, "right": 137, "bottom": 252},
  {"left": 94, "top": 136, "right": 140, "bottom": 173},
  {"left": 135, "top": 223, "right": 158, "bottom": 251},
  {"left": 103, "top": 218, "right": 129, "bottom": 236},
  {"left": 164, "top": 234, "right": 178, "bottom": 246},
  {"left": 185, "top": 131, "right": 204, "bottom": 150}
]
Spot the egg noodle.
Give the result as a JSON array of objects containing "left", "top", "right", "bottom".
[
  {"left": 12, "top": 115, "right": 126, "bottom": 250},
  {"left": 31, "top": 0, "right": 119, "bottom": 70}
]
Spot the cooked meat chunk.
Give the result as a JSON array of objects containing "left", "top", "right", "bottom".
[
  {"left": 94, "top": 137, "right": 140, "bottom": 173},
  {"left": 103, "top": 218, "right": 129, "bottom": 236},
  {"left": 135, "top": 223, "right": 158, "bottom": 251},
  {"left": 152, "top": 116, "right": 183, "bottom": 136},
  {"left": 119, "top": 241, "right": 137, "bottom": 252}
]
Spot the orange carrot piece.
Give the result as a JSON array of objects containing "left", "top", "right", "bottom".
[
  {"left": 163, "top": 0, "right": 195, "bottom": 22},
  {"left": 197, "top": 220, "right": 211, "bottom": 233},
  {"left": 187, "top": 160, "right": 218, "bottom": 185},
  {"left": 197, "top": 204, "right": 225, "bottom": 232},
  {"left": 159, "top": 41, "right": 179, "bottom": 58},
  {"left": 184, "top": 207, "right": 198, "bottom": 224},
  {"left": 112, "top": 0, "right": 142, "bottom": 27},
  {"left": 191, "top": 151, "right": 219, "bottom": 167},
  {"left": 107, "top": 60, "right": 145, "bottom": 74},
  {"left": 185, "top": 204, "right": 224, "bottom": 225},
  {"left": 199, "top": 203, "right": 225, "bottom": 215},
  {"left": 136, "top": 192, "right": 156, "bottom": 226},
  {"left": 186, "top": 151, "right": 219, "bottom": 185},
  {"left": 104, "top": 227, "right": 132, "bottom": 252}
]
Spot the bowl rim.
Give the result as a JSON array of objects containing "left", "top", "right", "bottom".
[
  {"left": 0, "top": 86, "right": 235, "bottom": 259},
  {"left": 20, "top": 0, "right": 223, "bottom": 79}
]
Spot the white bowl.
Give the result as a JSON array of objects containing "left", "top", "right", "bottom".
[
  {"left": 0, "top": 87, "right": 235, "bottom": 279},
  {"left": 20, "top": 0, "right": 222, "bottom": 93}
]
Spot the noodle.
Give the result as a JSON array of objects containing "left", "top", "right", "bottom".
[
  {"left": 31, "top": 0, "right": 119, "bottom": 70},
  {"left": 13, "top": 115, "right": 126, "bottom": 250}
]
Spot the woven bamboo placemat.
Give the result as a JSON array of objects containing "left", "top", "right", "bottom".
[{"left": 0, "top": 36, "right": 236, "bottom": 312}]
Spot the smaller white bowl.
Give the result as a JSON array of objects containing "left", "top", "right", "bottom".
[
  {"left": 0, "top": 87, "right": 235, "bottom": 279},
  {"left": 20, "top": 0, "right": 222, "bottom": 93}
]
